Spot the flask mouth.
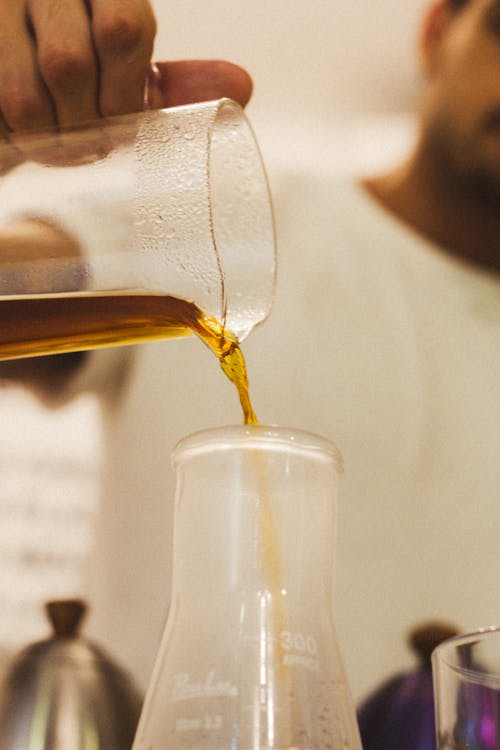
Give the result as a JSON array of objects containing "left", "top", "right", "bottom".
[{"left": 172, "top": 424, "right": 343, "bottom": 473}]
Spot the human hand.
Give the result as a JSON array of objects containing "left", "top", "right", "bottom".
[
  {"left": 0, "top": 1, "right": 251, "bottom": 172},
  {"left": 0, "top": 0, "right": 157, "bottom": 135},
  {"left": 0, "top": 1, "right": 252, "bottom": 136}
]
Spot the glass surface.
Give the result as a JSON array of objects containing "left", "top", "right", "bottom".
[
  {"left": 133, "top": 425, "right": 362, "bottom": 750},
  {"left": 0, "top": 99, "right": 275, "bottom": 358},
  {"left": 432, "top": 627, "right": 500, "bottom": 749}
]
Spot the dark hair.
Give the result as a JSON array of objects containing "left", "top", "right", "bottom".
[{"left": 449, "top": 0, "right": 470, "bottom": 8}]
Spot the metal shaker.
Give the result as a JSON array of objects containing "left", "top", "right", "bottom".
[{"left": 0, "top": 599, "right": 142, "bottom": 750}]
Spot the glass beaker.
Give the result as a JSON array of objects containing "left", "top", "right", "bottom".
[
  {"left": 432, "top": 626, "right": 500, "bottom": 750},
  {"left": 133, "top": 425, "right": 362, "bottom": 750},
  {"left": 0, "top": 99, "right": 275, "bottom": 360}
]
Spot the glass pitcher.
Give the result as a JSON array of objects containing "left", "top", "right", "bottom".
[
  {"left": 432, "top": 626, "right": 500, "bottom": 750},
  {"left": 0, "top": 99, "right": 275, "bottom": 360},
  {"left": 133, "top": 425, "right": 362, "bottom": 750}
]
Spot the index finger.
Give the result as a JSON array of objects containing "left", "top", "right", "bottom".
[
  {"left": 29, "top": 0, "right": 100, "bottom": 126},
  {"left": 90, "top": 0, "right": 156, "bottom": 116}
]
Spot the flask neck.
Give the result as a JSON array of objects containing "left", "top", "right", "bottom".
[{"left": 170, "top": 427, "right": 340, "bottom": 610}]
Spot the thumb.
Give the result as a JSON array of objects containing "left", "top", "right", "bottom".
[{"left": 146, "top": 60, "right": 253, "bottom": 110}]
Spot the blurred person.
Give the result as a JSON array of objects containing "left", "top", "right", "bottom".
[
  {"left": 0, "top": 0, "right": 498, "bottom": 703},
  {"left": 365, "top": 0, "right": 500, "bottom": 273}
]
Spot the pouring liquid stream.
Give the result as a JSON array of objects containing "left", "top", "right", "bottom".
[{"left": 0, "top": 291, "right": 257, "bottom": 423}]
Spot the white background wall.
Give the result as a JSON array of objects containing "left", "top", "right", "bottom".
[
  {"left": 0, "top": 390, "right": 101, "bottom": 661},
  {"left": 150, "top": 0, "right": 427, "bottom": 118},
  {"left": 150, "top": 0, "right": 428, "bottom": 173}
]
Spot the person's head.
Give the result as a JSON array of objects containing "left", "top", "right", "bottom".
[{"left": 418, "top": 0, "right": 500, "bottom": 203}]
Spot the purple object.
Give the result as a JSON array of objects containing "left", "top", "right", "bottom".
[{"left": 357, "top": 621, "right": 459, "bottom": 750}]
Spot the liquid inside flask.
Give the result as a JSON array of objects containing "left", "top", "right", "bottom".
[{"left": 133, "top": 425, "right": 362, "bottom": 750}]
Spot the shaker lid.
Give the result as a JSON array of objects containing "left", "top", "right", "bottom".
[
  {"left": 3, "top": 599, "right": 109, "bottom": 669},
  {"left": 46, "top": 598, "right": 87, "bottom": 638},
  {"left": 0, "top": 599, "right": 143, "bottom": 749},
  {"left": 408, "top": 620, "right": 460, "bottom": 667}
]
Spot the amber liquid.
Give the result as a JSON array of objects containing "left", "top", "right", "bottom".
[{"left": 0, "top": 292, "right": 257, "bottom": 424}]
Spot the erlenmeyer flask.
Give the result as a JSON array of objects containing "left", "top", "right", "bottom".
[{"left": 133, "top": 425, "right": 362, "bottom": 750}]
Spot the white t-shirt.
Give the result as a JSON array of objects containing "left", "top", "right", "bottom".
[{"left": 63, "top": 171, "right": 500, "bottom": 701}]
